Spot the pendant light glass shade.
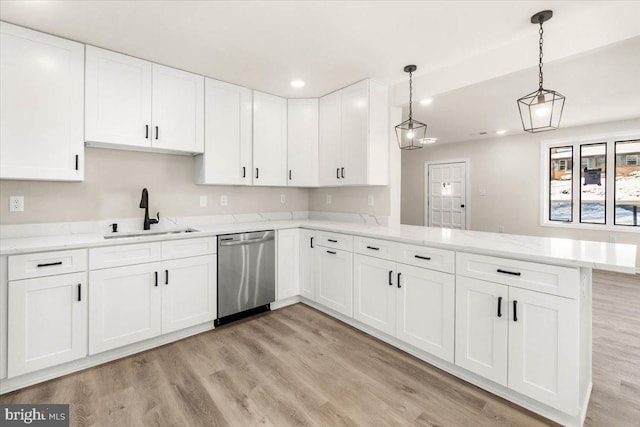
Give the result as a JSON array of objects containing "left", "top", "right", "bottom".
[
  {"left": 395, "top": 65, "right": 428, "bottom": 150},
  {"left": 517, "top": 10, "right": 565, "bottom": 133}
]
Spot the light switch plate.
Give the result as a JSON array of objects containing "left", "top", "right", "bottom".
[
  {"left": 367, "top": 195, "right": 375, "bottom": 206},
  {"left": 220, "top": 195, "right": 228, "bottom": 206},
  {"left": 280, "top": 194, "right": 286, "bottom": 204},
  {"left": 326, "top": 194, "right": 332, "bottom": 205},
  {"left": 199, "top": 196, "right": 207, "bottom": 207},
  {"left": 9, "top": 196, "right": 24, "bottom": 212}
]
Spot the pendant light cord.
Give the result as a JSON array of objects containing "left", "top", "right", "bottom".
[
  {"left": 408, "top": 70, "right": 413, "bottom": 120},
  {"left": 538, "top": 21, "right": 544, "bottom": 90}
]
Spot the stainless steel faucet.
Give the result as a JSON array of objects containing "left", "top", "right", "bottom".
[{"left": 139, "top": 188, "right": 159, "bottom": 230}]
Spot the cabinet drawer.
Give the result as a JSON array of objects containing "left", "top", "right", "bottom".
[
  {"left": 396, "top": 243, "right": 455, "bottom": 274},
  {"left": 162, "top": 237, "right": 216, "bottom": 259},
  {"left": 315, "top": 231, "right": 353, "bottom": 251},
  {"left": 354, "top": 236, "right": 396, "bottom": 261},
  {"left": 90, "top": 243, "right": 161, "bottom": 270},
  {"left": 8, "top": 249, "right": 87, "bottom": 281},
  {"left": 456, "top": 253, "right": 580, "bottom": 299}
]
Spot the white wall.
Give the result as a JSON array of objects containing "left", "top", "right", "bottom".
[{"left": 401, "top": 118, "right": 640, "bottom": 266}]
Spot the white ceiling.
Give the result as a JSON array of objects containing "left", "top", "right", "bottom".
[
  {"left": 1, "top": 1, "right": 637, "bottom": 98},
  {"left": 408, "top": 36, "right": 640, "bottom": 145}
]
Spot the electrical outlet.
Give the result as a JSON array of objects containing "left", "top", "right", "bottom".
[
  {"left": 220, "top": 195, "right": 228, "bottom": 206},
  {"left": 498, "top": 226, "right": 505, "bottom": 233},
  {"left": 280, "top": 194, "right": 286, "bottom": 204},
  {"left": 199, "top": 196, "right": 207, "bottom": 207},
  {"left": 326, "top": 194, "right": 332, "bottom": 205},
  {"left": 9, "top": 196, "right": 24, "bottom": 212},
  {"left": 367, "top": 195, "right": 375, "bottom": 206},
  {"left": 479, "top": 188, "right": 487, "bottom": 196}
]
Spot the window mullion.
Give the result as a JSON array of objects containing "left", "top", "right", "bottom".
[
  {"left": 606, "top": 139, "right": 616, "bottom": 226},
  {"left": 572, "top": 143, "right": 580, "bottom": 224}
]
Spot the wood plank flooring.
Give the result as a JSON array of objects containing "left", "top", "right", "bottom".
[{"left": 1, "top": 270, "right": 638, "bottom": 426}]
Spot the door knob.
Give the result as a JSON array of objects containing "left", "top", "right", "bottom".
[{"left": 460, "top": 204, "right": 465, "bottom": 208}]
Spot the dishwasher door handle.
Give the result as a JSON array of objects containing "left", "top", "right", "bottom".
[{"left": 219, "top": 237, "right": 275, "bottom": 246}]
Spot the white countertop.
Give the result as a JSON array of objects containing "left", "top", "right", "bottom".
[{"left": 1, "top": 220, "right": 637, "bottom": 273}]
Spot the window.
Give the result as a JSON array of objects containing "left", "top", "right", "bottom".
[{"left": 543, "top": 133, "right": 640, "bottom": 231}]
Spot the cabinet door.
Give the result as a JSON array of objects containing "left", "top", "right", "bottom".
[
  {"left": 299, "top": 230, "right": 317, "bottom": 300},
  {"left": 396, "top": 264, "right": 455, "bottom": 362},
  {"left": 89, "top": 263, "right": 162, "bottom": 354},
  {"left": 151, "top": 64, "right": 204, "bottom": 153},
  {"left": 195, "top": 78, "right": 252, "bottom": 185},
  {"left": 318, "top": 91, "right": 342, "bottom": 186},
  {"left": 353, "top": 254, "right": 396, "bottom": 336},
  {"left": 85, "top": 46, "right": 152, "bottom": 148},
  {"left": 455, "top": 277, "right": 508, "bottom": 386},
  {"left": 316, "top": 248, "right": 353, "bottom": 317},
  {"left": 8, "top": 272, "right": 87, "bottom": 377},
  {"left": 287, "top": 98, "right": 319, "bottom": 187},
  {"left": 508, "top": 287, "right": 579, "bottom": 415},
  {"left": 0, "top": 22, "right": 84, "bottom": 181},
  {"left": 277, "top": 229, "right": 300, "bottom": 300},
  {"left": 253, "top": 91, "right": 288, "bottom": 186},
  {"left": 162, "top": 256, "right": 216, "bottom": 334},
  {"left": 340, "top": 80, "right": 369, "bottom": 185}
]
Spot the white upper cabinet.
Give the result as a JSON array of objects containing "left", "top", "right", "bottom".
[
  {"left": 85, "top": 47, "right": 204, "bottom": 154},
  {"left": 85, "top": 46, "right": 152, "bottom": 148},
  {"left": 253, "top": 91, "right": 288, "bottom": 186},
  {"left": 287, "top": 98, "right": 319, "bottom": 187},
  {"left": 318, "top": 79, "right": 389, "bottom": 186},
  {"left": 0, "top": 22, "right": 84, "bottom": 181},
  {"left": 195, "top": 78, "right": 252, "bottom": 185},
  {"left": 151, "top": 64, "right": 204, "bottom": 153}
]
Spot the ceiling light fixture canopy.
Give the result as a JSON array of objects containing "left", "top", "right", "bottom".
[
  {"left": 517, "top": 10, "right": 565, "bottom": 133},
  {"left": 395, "top": 65, "right": 428, "bottom": 150}
]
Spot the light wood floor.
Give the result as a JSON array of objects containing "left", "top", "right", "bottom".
[{"left": 1, "top": 271, "right": 638, "bottom": 426}]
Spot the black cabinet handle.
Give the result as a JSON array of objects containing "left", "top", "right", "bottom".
[
  {"left": 336, "top": 168, "right": 340, "bottom": 179},
  {"left": 165, "top": 269, "right": 169, "bottom": 285},
  {"left": 497, "top": 296, "right": 502, "bottom": 318},
  {"left": 513, "top": 300, "right": 518, "bottom": 322},
  {"left": 397, "top": 272, "right": 402, "bottom": 288},
  {"left": 341, "top": 167, "right": 345, "bottom": 179},
  {"left": 37, "top": 261, "right": 62, "bottom": 268},
  {"left": 77, "top": 284, "right": 81, "bottom": 302},
  {"left": 328, "top": 239, "right": 338, "bottom": 243},
  {"left": 497, "top": 269, "right": 522, "bottom": 277},
  {"left": 289, "top": 170, "right": 292, "bottom": 180},
  {"left": 366, "top": 246, "right": 380, "bottom": 251},
  {"left": 145, "top": 124, "right": 149, "bottom": 139},
  {"left": 388, "top": 270, "right": 393, "bottom": 286},
  {"left": 256, "top": 168, "right": 259, "bottom": 179},
  {"left": 75, "top": 155, "right": 79, "bottom": 171},
  {"left": 155, "top": 126, "right": 159, "bottom": 140},
  {"left": 414, "top": 255, "right": 431, "bottom": 261},
  {"left": 154, "top": 271, "right": 158, "bottom": 287},
  {"left": 460, "top": 204, "right": 465, "bottom": 208},
  {"left": 310, "top": 237, "right": 314, "bottom": 248},
  {"left": 242, "top": 166, "right": 246, "bottom": 178},
  {"left": 326, "top": 250, "right": 336, "bottom": 255}
]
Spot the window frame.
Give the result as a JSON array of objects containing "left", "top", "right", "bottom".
[
  {"left": 614, "top": 139, "right": 640, "bottom": 227},
  {"left": 541, "top": 130, "right": 640, "bottom": 233},
  {"left": 579, "top": 142, "right": 607, "bottom": 225}
]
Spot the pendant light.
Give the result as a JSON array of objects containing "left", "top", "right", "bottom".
[
  {"left": 517, "top": 10, "right": 565, "bottom": 133},
  {"left": 395, "top": 65, "right": 428, "bottom": 150}
]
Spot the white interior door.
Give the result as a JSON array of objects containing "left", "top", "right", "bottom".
[{"left": 427, "top": 162, "right": 466, "bottom": 229}]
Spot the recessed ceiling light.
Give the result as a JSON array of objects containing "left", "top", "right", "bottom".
[
  {"left": 496, "top": 130, "right": 507, "bottom": 135},
  {"left": 420, "top": 137, "right": 438, "bottom": 145},
  {"left": 419, "top": 98, "right": 433, "bottom": 105},
  {"left": 290, "top": 80, "right": 305, "bottom": 88}
]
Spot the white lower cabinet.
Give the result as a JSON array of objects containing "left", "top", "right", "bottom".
[
  {"left": 299, "top": 230, "right": 317, "bottom": 300},
  {"left": 353, "top": 254, "right": 455, "bottom": 362},
  {"left": 8, "top": 272, "right": 87, "bottom": 377},
  {"left": 89, "top": 263, "right": 162, "bottom": 354},
  {"left": 455, "top": 276, "right": 579, "bottom": 415},
  {"left": 161, "top": 256, "right": 216, "bottom": 334},
  {"left": 316, "top": 247, "right": 353, "bottom": 317},
  {"left": 276, "top": 229, "right": 300, "bottom": 301}
]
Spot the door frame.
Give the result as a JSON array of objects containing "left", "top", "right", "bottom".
[{"left": 424, "top": 159, "right": 471, "bottom": 230}]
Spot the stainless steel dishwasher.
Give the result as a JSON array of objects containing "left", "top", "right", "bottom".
[{"left": 215, "top": 230, "right": 275, "bottom": 326}]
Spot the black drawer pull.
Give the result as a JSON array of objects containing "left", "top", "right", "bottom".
[
  {"left": 328, "top": 239, "right": 338, "bottom": 243},
  {"left": 37, "top": 261, "right": 63, "bottom": 268},
  {"left": 341, "top": 167, "right": 345, "bottom": 179},
  {"left": 397, "top": 272, "right": 402, "bottom": 288},
  {"left": 154, "top": 271, "right": 158, "bottom": 287},
  {"left": 388, "top": 270, "right": 393, "bottom": 286},
  {"left": 289, "top": 170, "right": 292, "bottom": 180},
  {"left": 145, "top": 124, "right": 149, "bottom": 139},
  {"left": 326, "top": 250, "right": 336, "bottom": 255},
  {"left": 366, "top": 246, "right": 380, "bottom": 251},
  {"left": 242, "top": 166, "right": 246, "bottom": 178},
  {"left": 336, "top": 168, "right": 340, "bottom": 179},
  {"left": 75, "top": 154, "right": 79, "bottom": 170},
  {"left": 310, "top": 237, "right": 314, "bottom": 248},
  {"left": 155, "top": 126, "right": 159, "bottom": 140},
  {"left": 256, "top": 168, "right": 259, "bottom": 179},
  {"left": 497, "top": 296, "right": 502, "bottom": 318},
  {"left": 414, "top": 255, "right": 431, "bottom": 261},
  {"left": 77, "top": 284, "right": 82, "bottom": 302},
  {"left": 513, "top": 300, "right": 518, "bottom": 322},
  {"left": 165, "top": 269, "right": 169, "bottom": 285},
  {"left": 497, "top": 269, "right": 521, "bottom": 277}
]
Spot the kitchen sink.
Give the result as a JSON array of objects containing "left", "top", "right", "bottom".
[{"left": 104, "top": 228, "right": 199, "bottom": 239}]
